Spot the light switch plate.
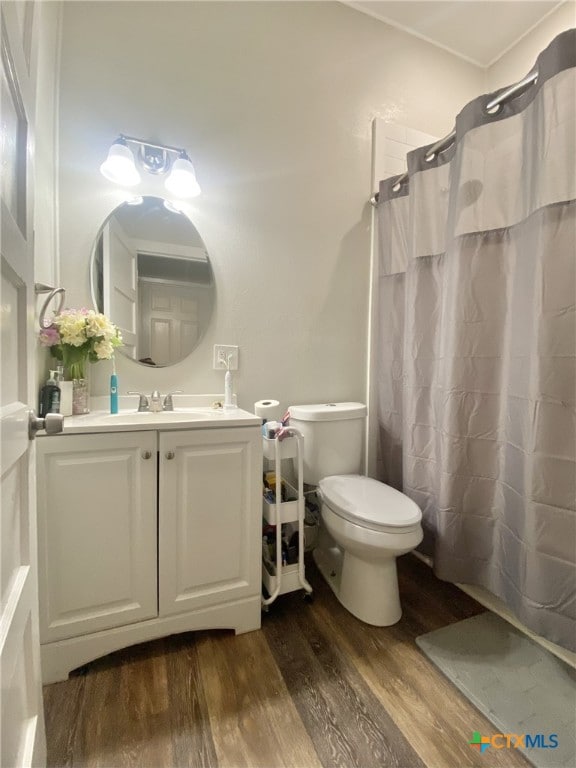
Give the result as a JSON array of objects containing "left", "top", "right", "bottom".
[{"left": 213, "top": 345, "right": 239, "bottom": 370}]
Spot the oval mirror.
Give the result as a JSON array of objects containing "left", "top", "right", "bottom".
[{"left": 90, "top": 196, "right": 214, "bottom": 367}]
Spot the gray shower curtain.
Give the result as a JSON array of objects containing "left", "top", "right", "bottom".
[{"left": 375, "top": 29, "right": 575, "bottom": 651}]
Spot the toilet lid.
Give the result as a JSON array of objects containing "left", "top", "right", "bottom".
[{"left": 319, "top": 475, "right": 422, "bottom": 531}]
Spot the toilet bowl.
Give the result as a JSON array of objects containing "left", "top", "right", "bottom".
[
  {"left": 288, "top": 403, "right": 423, "bottom": 626},
  {"left": 316, "top": 475, "right": 422, "bottom": 625}
]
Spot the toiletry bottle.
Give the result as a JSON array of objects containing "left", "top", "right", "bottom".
[
  {"left": 224, "top": 368, "right": 234, "bottom": 409},
  {"left": 39, "top": 370, "right": 61, "bottom": 417},
  {"left": 110, "top": 358, "right": 118, "bottom": 414}
]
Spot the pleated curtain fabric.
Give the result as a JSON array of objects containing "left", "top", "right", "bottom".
[{"left": 375, "top": 29, "right": 576, "bottom": 651}]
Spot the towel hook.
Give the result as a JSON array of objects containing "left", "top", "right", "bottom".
[{"left": 37, "top": 285, "right": 66, "bottom": 329}]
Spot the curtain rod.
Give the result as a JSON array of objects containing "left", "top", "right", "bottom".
[{"left": 370, "top": 68, "right": 539, "bottom": 207}]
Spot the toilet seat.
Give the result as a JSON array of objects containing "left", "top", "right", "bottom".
[{"left": 319, "top": 474, "right": 422, "bottom": 534}]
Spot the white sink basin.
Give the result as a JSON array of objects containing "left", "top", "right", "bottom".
[
  {"left": 100, "top": 409, "right": 219, "bottom": 423},
  {"left": 55, "top": 402, "right": 261, "bottom": 435}
]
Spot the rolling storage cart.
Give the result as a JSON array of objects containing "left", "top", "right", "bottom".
[{"left": 261, "top": 428, "right": 313, "bottom": 609}]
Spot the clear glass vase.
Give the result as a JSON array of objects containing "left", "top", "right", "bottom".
[{"left": 72, "top": 378, "right": 89, "bottom": 415}]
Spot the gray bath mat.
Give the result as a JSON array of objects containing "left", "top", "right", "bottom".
[{"left": 416, "top": 612, "right": 575, "bottom": 768}]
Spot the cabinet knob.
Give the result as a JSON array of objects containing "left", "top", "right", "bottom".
[
  {"left": 165, "top": 451, "right": 175, "bottom": 460},
  {"left": 142, "top": 450, "right": 152, "bottom": 460}
]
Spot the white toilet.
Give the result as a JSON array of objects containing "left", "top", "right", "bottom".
[{"left": 289, "top": 402, "right": 423, "bottom": 626}]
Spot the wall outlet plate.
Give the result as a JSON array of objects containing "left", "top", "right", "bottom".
[{"left": 213, "top": 345, "right": 239, "bottom": 370}]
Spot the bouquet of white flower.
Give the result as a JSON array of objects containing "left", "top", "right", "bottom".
[{"left": 40, "top": 308, "right": 123, "bottom": 379}]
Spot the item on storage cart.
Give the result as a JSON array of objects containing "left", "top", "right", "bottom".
[
  {"left": 254, "top": 399, "right": 282, "bottom": 422},
  {"left": 261, "top": 428, "right": 313, "bottom": 608}
]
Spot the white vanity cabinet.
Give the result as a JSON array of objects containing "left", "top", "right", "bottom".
[{"left": 37, "top": 420, "right": 262, "bottom": 683}]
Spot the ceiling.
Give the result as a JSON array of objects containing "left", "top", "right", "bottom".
[{"left": 343, "top": 1, "right": 567, "bottom": 67}]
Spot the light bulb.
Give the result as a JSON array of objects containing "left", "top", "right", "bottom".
[
  {"left": 100, "top": 141, "right": 140, "bottom": 186},
  {"left": 165, "top": 156, "right": 201, "bottom": 198}
]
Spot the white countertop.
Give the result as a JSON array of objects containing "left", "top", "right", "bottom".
[{"left": 41, "top": 394, "right": 261, "bottom": 435}]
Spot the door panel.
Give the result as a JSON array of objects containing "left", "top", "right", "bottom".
[
  {"left": 37, "top": 432, "right": 158, "bottom": 643},
  {"left": 0, "top": 272, "right": 20, "bottom": 404},
  {"left": 159, "top": 428, "right": 261, "bottom": 617},
  {"left": 139, "top": 280, "right": 205, "bottom": 365},
  {"left": 0, "top": 57, "right": 26, "bottom": 231},
  {"left": 1, "top": 454, "right": 26, "bottom": 612},
  {"left": 2, "top": 581, "right": 40, "bottom": 768}
]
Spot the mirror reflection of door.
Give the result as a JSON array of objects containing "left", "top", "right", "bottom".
[
  {"left": 92, "top": 197, "right": 215, "bottom": 367},
  {"left": 138, "top": 252, "right": 212, "bottom": 367},
  {"left": 102, "top": 217, "right": 137, "bottom": 358}
]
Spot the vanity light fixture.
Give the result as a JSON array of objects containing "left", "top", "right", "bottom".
[
  {"left": 100, "top": 134, "right": 201, "bottom": 198},
  {"left": 100, "top": 138, "right": 141, "bottom": 186},
  {"left": 164, "top": 155, "right": 201, "bottom": 197}
]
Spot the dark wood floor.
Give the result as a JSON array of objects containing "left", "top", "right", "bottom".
[{"left": 44, "top": 555, "right": 529, "bottom": 768}]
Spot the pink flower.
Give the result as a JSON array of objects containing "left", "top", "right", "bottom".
[
  {"left": 59, "top": 308, "right": 89, "bottom": 316},
  {"left": 39, "top": 326, "right": 60, "bottom": 347}
]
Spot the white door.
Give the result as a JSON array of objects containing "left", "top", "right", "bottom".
[
  {"left": 0, "top": 2, "right": 46, "bottom": 766},
  {"left": 102, "top": 218, "right": 137, "bottom": 358}
]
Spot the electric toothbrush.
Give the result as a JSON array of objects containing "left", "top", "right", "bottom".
[{"left": 110, "top": 358, "right": 118, "bottom": 414}]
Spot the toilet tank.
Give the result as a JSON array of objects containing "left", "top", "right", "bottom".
[{"left": 288, "top": 402, "right": 367, "bottom": 485}]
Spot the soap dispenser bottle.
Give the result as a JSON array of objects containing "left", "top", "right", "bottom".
[{"left": 39, "top": 370, "right": 61, "bottom": 417}]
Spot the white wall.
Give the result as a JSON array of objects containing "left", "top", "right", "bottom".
[
  {"left": 488, "top": 1, "right": 575, "bottom": 89},
  {"left": 34, "top": 0, "right": 62, "bottom": 392},
  {"left": 371, "top": 121, "right": 438, "bottom": 189},
  {"left": 57, "top": 0, "right": 484, "bottom": 410},
  {"left": 366, "top": 119, "right": 438, "bottom": 476},
  {"left": 34, "top": 1, "right": 61, "bottom": 287}
]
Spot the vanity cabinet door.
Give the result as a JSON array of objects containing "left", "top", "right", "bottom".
[
  {"left": 37, "top": 431, "right": 158, "bottom": 643},
  {"left": 159, "top": 427, "right": 261, "bottom": 617}
]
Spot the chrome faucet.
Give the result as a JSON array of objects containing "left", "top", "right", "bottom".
[
  {"left": 128, "top": 391, "right": 150, "bottom": 412},
  {"left": 162, "top": 390, "right": 183, "bottom": 411},
  {"left": 150, "top": 390, "right": 163, "bottom": 412},
  {"left": 128, "top": 390, "right": 184, "bottom": 412}
]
